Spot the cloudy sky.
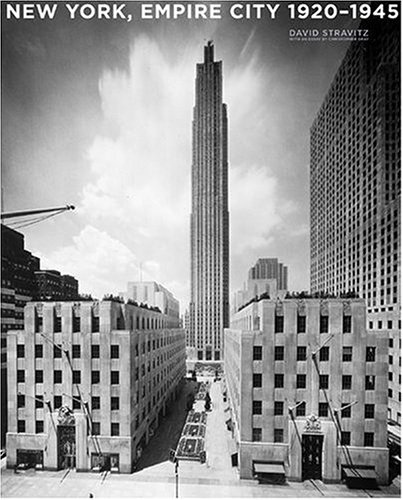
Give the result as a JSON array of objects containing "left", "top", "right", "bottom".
[{"left": 2, "top": 1, "right": 355, "bottom": 311}]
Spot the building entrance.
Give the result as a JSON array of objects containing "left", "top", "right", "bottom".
[
  {"left": 57, "top": 425, "right": 76, "bottom": 469},
  {"left": 301, "top": 434, "right": 323, "bottom": 480}
]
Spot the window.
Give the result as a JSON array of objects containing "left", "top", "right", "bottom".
[
  {"left": 92, "top": 422, "right": 100, "bottom": 436},
  {"left": 72, "top": 345, "right": 81, "bottom": 358},
  {"left": 274, "top": 346, "right": 284, "bottom": 361},
  {"left": 35, "top": 370, "right": 43, "bottom": 384},
  {"left": 319, "top": 375, "right": 329, "bottom": 389},
  {"left": 341, "top": 432, "right": 350, "bottom": 446},
  {"left": 253, "top": 346, "right": 262, "bottom": 360},
  {"left": 17, "top": 420, "right": 25, "bottom": 433},
  {"left": 252, "top": 428, "right": 262, "bottom": 442},
  {"left": 297, "top": 315, "right": 306, "bottom": 333},
  {"left": 364, "top": 432, "right": 374, "bottom": 447},
  {"left": 274, "top": 401, "right": 283, "bottom": 415},
  {"left": 17, "top": 370, "right": 25, "bottom": 383},
  {"left": 35, "top": 394, "right": 43, "bottom": 408},
  {"left": 73, "top": 315, "right": 80, "bottom": 333},
  {"left": 253, "top": 374, "right": 262, "bottom": 388},
  {"left": 54, "top": 316, "right": 62, "bottom": 332},
  {"left": 318, "top": 402, "right": 328, "bottom": 417},
  {"left": 91, "top": 345, "right": 100, "bottom": 358},
  {"left": 54, "top": 370, "right": 62, "bottom": 384},
  {"left": 274, "top": 374, "right": 284, "bottom": 388},
  {"left": 365, "top": 404, "right": 375, "bottom": 419},
  {"left": 54, "top": 396, "right": 62, "bottom": 409},
  {"left": 342, "top": 346, "right": 353, "bottom": 362},
  {"left": 389, "top": 372, "right": 393, "bottom": 381},
  {"left": 73, "top": 371, "right": 81, "bottom": 384},
  {"left": 366, "top": 346, "right": 376, "bottom": 362},
  {"left": 297, "top": 346, "right": 306, "bottom": 361},
  {"left": 343, "top": 315, "right": 352, "bottom": 333},
  {"left": 111, "top": 397, "right": 119, "bottom": 411},
  {"left": 342, "top": 375, "right": 352, "bottom": 390},
  {"left": 111, "top": 345, "right": 119, "bottom": 358},
  {"left": 275, "top": 315, "right": 284, "bottom": 333},
  {"left": 296, "top": 374, "right": 306, "bottom": 389},
  {"left": 35, "top": 345, "right": 43, "bottom": 358},
  {"left": 91, "top": 316, "right": 99, "bottom": 332},
  {"left": 365, "top": 375, "right": 375, "bottom": 390},
  {"left": 111, "top": 371, "right": 119, "bottom": 385},
  {"left": 274, "top": 428, "right": 284, "bottom": 443},
  {"left": 54, "top": 345, "right": 62, "bottom": 358},
  {"left": 17, "top": 395, "right": 25, "bottom": 408},
  {"left": 17, "top": 345, "right": 25, "bottom": 358},
  {"left": 296, "top": 402, "right": 306, "bottom": 417},
  {"left": 389, "top": 355, "right": 393, "bottom": 365},
  {"left": 252, "top": 401, "right": 262, "bottom": 415},
  {"left": 341, "top": 404, "right": 351, "bottom": 418},
  {"left": 111, "top": 423, "right": 120, "bottom": 436},
  {"left": 319, "top": 346, "right": 329, "bottom": 362},
  {"left": 320, "top": 315, "right": 328, "bottom": 333},
  {"left": 389, "top": 339, "right": 394, "bottom": 348},
  {"left": 388, "top": 320, "right": 393, "bottom": 329},
  {"left": 92, "top": 396, "right": 100, "bottom": 410},
  {"left": 91, "top": 371, "right": 100, "bottom": 384},
  {"left": 73, "top": 398, "right": 81, "bottom": 410}
]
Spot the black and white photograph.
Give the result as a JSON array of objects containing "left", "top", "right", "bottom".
[{"left": 0, "top": 0, "right": 401, "bottom": 497}]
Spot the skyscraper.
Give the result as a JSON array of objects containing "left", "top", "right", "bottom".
[
  {"left": 189, "top": 41, "right": 229, "bottom": 362},
  {"left": 310, "top": 17, "right": 400, "bottom": 423}
]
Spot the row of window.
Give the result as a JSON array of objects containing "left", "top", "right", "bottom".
[
  {"left": 16, "top": 369, "right": 121, "bottom": 385},
  {"left": 252, "top": 400, "right": 375, "bottom": 418},
  {"left": 17, "top": 344, "right": 120, "bottom": 359},
  {"left": 16, "top": 420, "right": 120, "bottom": 436},
  {"left": 16, "top": 337, "right": 174, "bottom": 359},
  {"left": 271, "top": 315, "right": 352, "bottom": 334},
  {"left": 252, "top": 373, "right": 377, "bottom": 390},
  {"left": 252, "top": 427, "right": 374, "bottom": 446},
  {"left": 253, "top": 345, "right": 377, "bottom": 362}
]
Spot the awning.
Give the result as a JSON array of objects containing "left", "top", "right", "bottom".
[
  {"left": 343, "top": 468, "right": 377, "bottom": 479},
  {"left": 254, "top": 462, "right": 285, "bottom": 475}
]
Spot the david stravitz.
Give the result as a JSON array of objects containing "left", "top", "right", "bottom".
[{"left": 289, "top": 28, "right": 369, "bottom": 37}]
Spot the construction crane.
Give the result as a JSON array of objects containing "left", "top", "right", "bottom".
[{"left": 1, "top": 204, "right": 75, "bottom": 229}]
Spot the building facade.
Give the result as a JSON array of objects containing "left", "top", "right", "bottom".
[
  {"left": 35, "top": 270, "right": 79, "bottom": 301},
  {"left": 233, "top": 258, "right": 289, "bottom": 314},
  {"left": 225, "top": 298, "right": 388, "bottom": 484},
  {"left": 189, "top": 41, "right": 229, "bottom": 362},
  {"left": 310, "top": 17, "right": 400, "bottom": 423},
  {"left": 1, "top": 224, "right": 40, "bottom": 446},
  {"left": 125, "top": 281, "right": 179, "bottom": 320},
  {"left": 6, "top": 300, "right": 186, "bottom": 473},
  {"left": 248, "top": 258, "right": 288, "bottom": 291}
]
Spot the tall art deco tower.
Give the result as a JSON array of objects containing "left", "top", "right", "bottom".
[{"left": 189, "top": 41, "right": 229, "bottom": 362}]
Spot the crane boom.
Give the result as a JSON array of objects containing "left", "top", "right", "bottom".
[{"left": 1, "top": 204, "right": 75, "bottom": 220}]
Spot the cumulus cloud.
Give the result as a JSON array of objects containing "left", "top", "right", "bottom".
[
  {"left": 65, "top": 35, "right": 296, "bottom": 309},
  {"left": 36, "top": 225, "right": 159, "bottom": 299}
]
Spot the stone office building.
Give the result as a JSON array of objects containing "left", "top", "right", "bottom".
[
  {"left": 224, "top": 297, "right": 388, "bottom": 485},
  {"left": 310, "top": 15, "right": 400, "bottom": 424},
  {"left": 6, "top": 299, "right": 186, "bottom": 473}
]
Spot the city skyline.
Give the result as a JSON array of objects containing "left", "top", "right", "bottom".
[{"left": 2, "top": 4, "right": 359, "bottom": 311}]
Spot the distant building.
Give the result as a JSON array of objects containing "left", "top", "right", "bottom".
[
  {"left": 34, "top": 270, "right": 79, "bottom": 301},
  {"left": 189, "top": 41, "right": 230, "bottom": 362},
  {"left": 125, "top": 281, "right": 179, "bottom": 319},
  {"left": 6, "top": 299, "right": 186, "bottom": 473},
  {"left": 310, "top": 16, "right": 400, "bottom": 424},
  {"left": 233, "top": 258, "right": 288, "bottom": 314},
  {"left": 1, "top": 224, "right": 40, "bottom": 446},
  {"left": 225, "top": 298, "right": 388, "bottom": 485},
  {"left": 248, "top": 258, "right": 288, "bottom": 290}
]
